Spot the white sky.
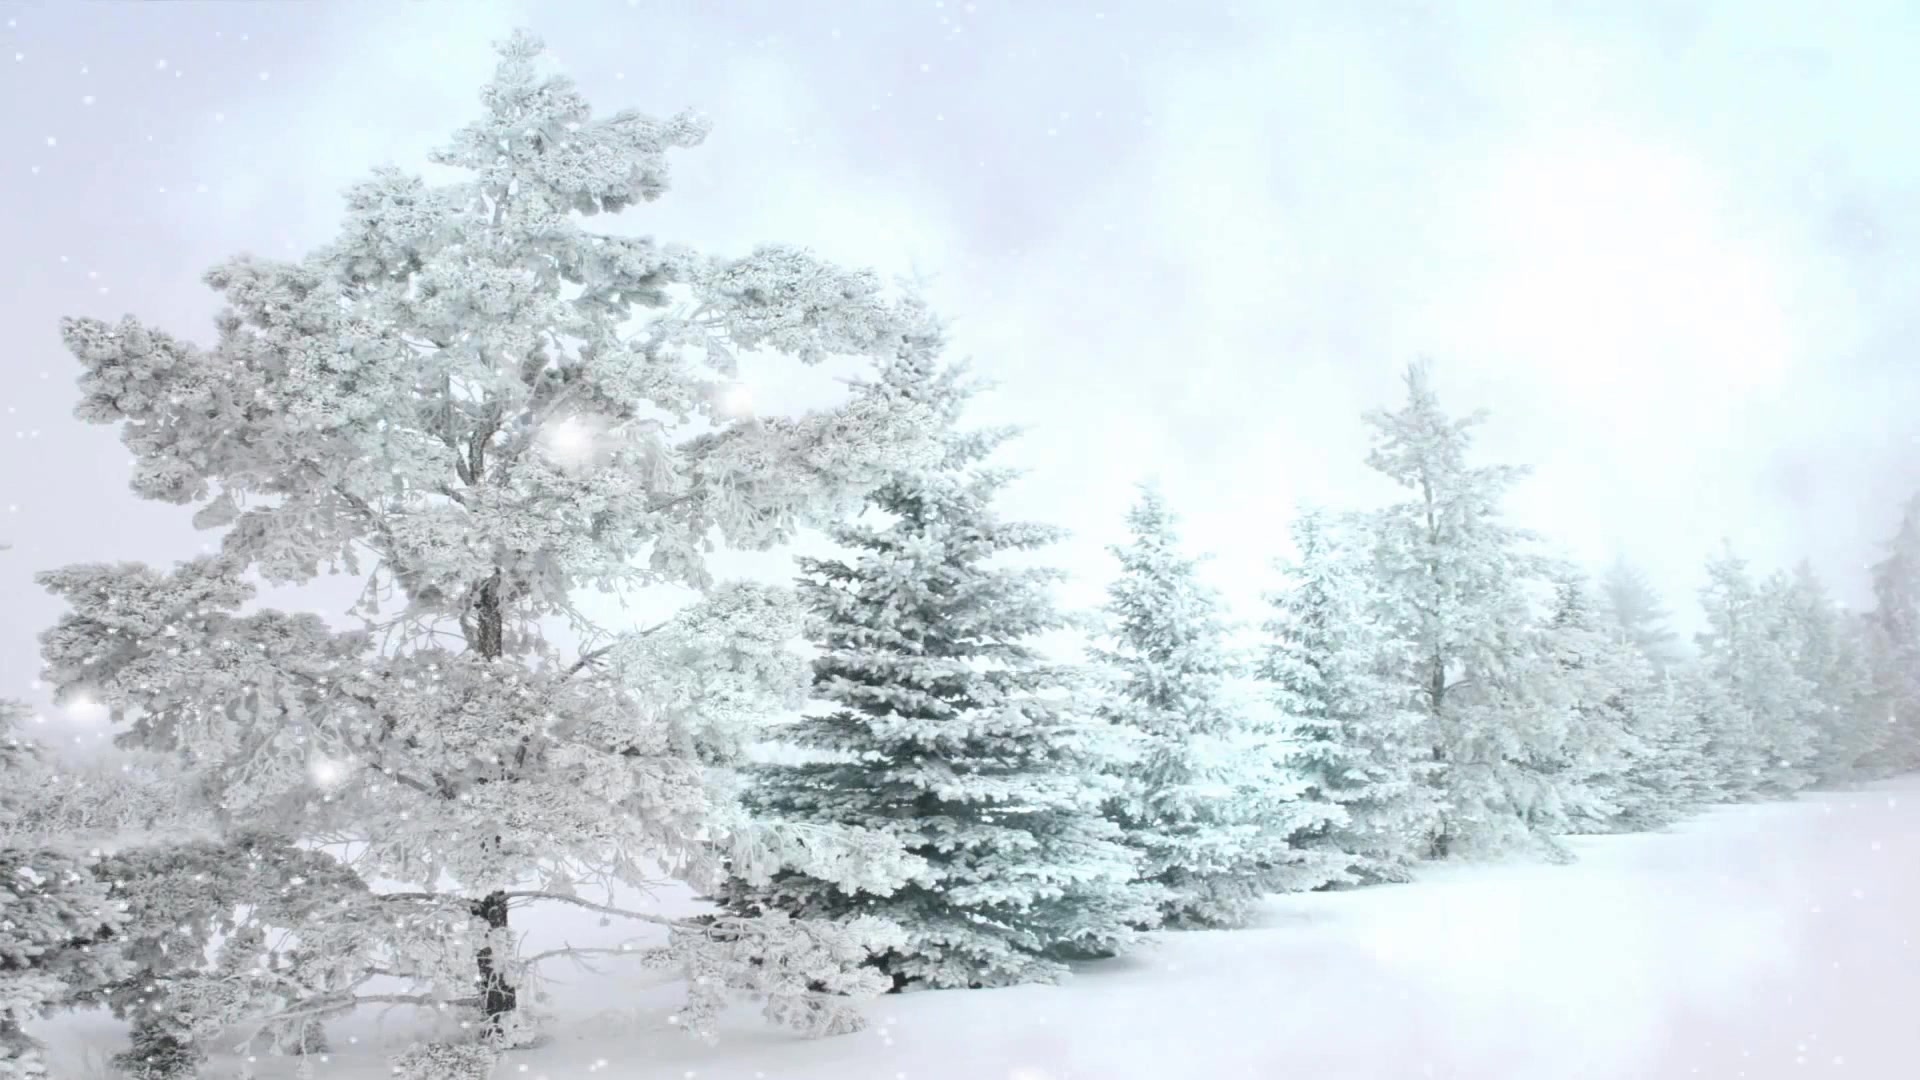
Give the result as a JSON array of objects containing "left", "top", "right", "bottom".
[{"left": 4, "top": 0, "right": 1919, "bottom": 743}]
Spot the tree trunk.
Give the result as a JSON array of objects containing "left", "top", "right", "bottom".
[
  {"left": 471, "top": 890, "right": 517, "bottom": 1038},
  {"left": 467, "top": 570, "right": 516, "bottom": 1038}
]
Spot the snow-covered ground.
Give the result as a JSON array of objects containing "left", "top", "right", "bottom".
[{"left": 40, "top": 775, "right": 1920, "bottom": 1079}]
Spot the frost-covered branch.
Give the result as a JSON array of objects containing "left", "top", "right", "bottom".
[{"left": 33, "top": 26, "right": 959, "bottom": 1048}]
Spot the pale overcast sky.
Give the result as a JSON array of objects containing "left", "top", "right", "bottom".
[{"left": 4, "top": 1, "right": 1919, "bottom": 741}]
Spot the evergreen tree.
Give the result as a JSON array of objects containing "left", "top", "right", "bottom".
[
  {"left": 1665, "top": 664, "right": 1754, "bottom": 805},
  {"left": 1775, "top": 562, "right": 1877, "bottom": 784},
  {"left": 1363, "top": 362, "right": 1564, "bottom": 859},
  {"left": 722, "top": 413, "right": 1160, "bottom": 989},
  {"left": 1536, "top": 574, "right": 1641, "bottom": 834},
  {"left": 1259, "top": 507, "right": 1429, "bottom": 884},
  {"left": 36, "top": 30, "right": 943, "bottom": 1042},
  {"left": 0, "top": 704, "right": 129, "bottom": 1079},
  {"left": 1694, "top": 545, "right": 1818, "bottom": 797},
  {"left": 1535, "top": 572, "right": 1714, "bottom": 832},
  {"left": 1867, "top": 495, "right": 1920, "bottom": 773},
  {"left": 1615, "top": 669, "right": 1711, "bottom": 827},
  {"left": 1598, "top": 557, "right": 1683, "bottom": 670},
  {"left": 1095, "top": 486, "right": 1339, "bottom": 926}
]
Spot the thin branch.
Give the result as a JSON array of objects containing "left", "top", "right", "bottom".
[
  {"left": 375, "top": 888, "right": 698, "bottom": 932},
  {"left": 500, "top": 890, "right": 688, "bottom": 929},
  {"left": 242, "top": 992, "right": 479, "bottom": 1029},
  {"left": 564, "top": 643, "right": 620, "bottom": 678},
  {"left": 523, "top": 943, "right": 660, "bottom": 967},
  {"left": 562, "top": 618, "right": 674, "bottom": 678}
]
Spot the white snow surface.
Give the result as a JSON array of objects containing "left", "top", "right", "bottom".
[{"left": 37, "top": 775, "right": 1920, "bottom": 1079}]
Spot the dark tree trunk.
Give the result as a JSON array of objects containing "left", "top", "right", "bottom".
[
  {"left": 872, "top": 950, "right": 912, "bottom": 994},
  {"left": 473, "top": 571, "right": 504, "bottom": 661},
  {"left": 460, "top": 567, "right": 518, "bottom": 1037},
  {"left": 471, "top": 890, "right": 517, "bottom": 1037}
]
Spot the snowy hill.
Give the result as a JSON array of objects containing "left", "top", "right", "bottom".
[{"left": 37, "top": 775, "right": 1920, "bottom": 1080}]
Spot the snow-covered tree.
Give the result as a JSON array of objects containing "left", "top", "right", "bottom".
[
  {"left": 0, "top": 702, "right": 45, "bottom": 833},
  {"left": 1599, "top": 557, "right": 1683, "bottom": 670},
  {"left": 0, "top": 706, "right": 356, "bottom": 1078},
  {"left": 1362, "top": 362, "right": 1565, "bottom": 858},
  {"left": 1258, "top": 507, "right": 1428, "bottom": 884},
  {"left": 1614, "top": 668, "right": 1712, "bottom": 827},
  {"left": 1693, "top": 545, "right": 1818, "bottom": 797},
  {"left": 721, "top": 410, "right": 1160, "bottom": 988},
  {"left": 1867, "top": 495, "right": 1920, "bottom": 773},
  {"left": 90, "top": 831, "right": 375, "bottom": 1079},
  {"left": 1534, "top": 574, "right": 1642, "bottom": 833},
  {"left": 0, "top": 704, "right": 130, "bottom": 1079},
  {"left": 36, "top": 29, "right": 945, "bottom": 1042},
  {"left": 1662, "top": 664, "right": 1753, "bottom": 806},
  {"left": 0, "top": 749, "right": 200, "bottom": 850},
  {"left": 1774, "top": 563, "right": 1878, "bottom": 784},
  {"left": 1095, "top": 486, "right": 1340, "bottom": 925}
]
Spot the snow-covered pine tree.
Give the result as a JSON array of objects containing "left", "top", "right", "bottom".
[
  {"left": 1663, "top": 664, "right": 1755, "bottom": 805},
  {"left": 1258, "top": 507, "right": 1429, "bottom": 884},
  {"left": 1694, "top": 545, "right": 1819, "bottom": 797},
  {"left": 1095, "top": 485, "right": 1340, "bottom": 925},
  {"left": 1613, "top": 668, "right": 1711, "bottom": 827},
  {"left": 721, "top": 403, "right": 1161, "bottom": 988},
  {"left": 1837, "top": 610, "right": 1894, "bottom": 775},
  {"left": 1534, "top": 573, "right": 1642, "bottom": 834},
  {"left": 1599, "top": 556, "right": 1683, "bottom": 671},
  {"left": 36, "top": 29, "right": 943, "bottom": 1043},
  {"left": 1362, "top": 362, "right": 1566, "bottom": 859},
  {"left": 0, "top": 703, "right": 130, "bottom": 1079},
  {"left": 1867, "top": 495, "right": 1920, "bottom": 774},
  {"left": 0, "top": 706, "right": 356, "bottom": 1077},
  {"left": 1775, "top": 562, "right": 1878, "bottom": 784}
]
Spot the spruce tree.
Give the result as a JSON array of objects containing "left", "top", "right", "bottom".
[
  {"left": 1867, "top": 495, "right": 1920, "bottom": 773},
  {"left": 1598, "top": 557, "right": 1683, "bottom": 670},
  {"left": 1259, "top": 507, "right": 1429, "bottom": 884},
  {"left": 1362, "top": 362, "right": 1564, "bottom": 858},
  {"left": 1664, "top": 665, "right": 1750, "bottom": 806},
  {"left": 1615, "top": 669, "right": 1710, "bottom": 827},
  {"left": 723, "top": 413, "right": 1159, "bottom": 989},
  {"left": 1095, "top": 486, "right": 1339, "bottom": 926},
  {"left": 1536, "top": 574, "right": 1641, "bottom": 834},
  {"left": 1776, "top": 563, "right": 1877, "bottom": 784},
  {"left": 1695, "top": 545, "right": 1819, "bottom": 797}
]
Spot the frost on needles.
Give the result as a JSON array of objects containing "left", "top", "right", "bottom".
[
  {"left": 1096, "top": 485, "right": 1342, "bottom": 926},
  {"left": 719, "top": 389, "right": 1162, "bottom": 989},
  {"left": 1362, "top": 362, "right": 1572, "bottom": 860},
  {"left": 34, "top": 28, "right": 950, "bottom": 1047},
  {"left": 1259, "top": 507, "right": 1432, "bottom": 885}
]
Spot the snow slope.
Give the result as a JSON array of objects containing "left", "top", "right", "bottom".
[{"left": 38, "top": 775, "right": 1920, "bottom": 1079}]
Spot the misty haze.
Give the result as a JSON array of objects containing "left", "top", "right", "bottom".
[{"left": 3, "top": 4, "right": 1918, "bottom": 1079}]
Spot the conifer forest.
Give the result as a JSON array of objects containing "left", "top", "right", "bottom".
[{"left": 4, "top": 8, "right": 1919, "bottom": 1079}]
